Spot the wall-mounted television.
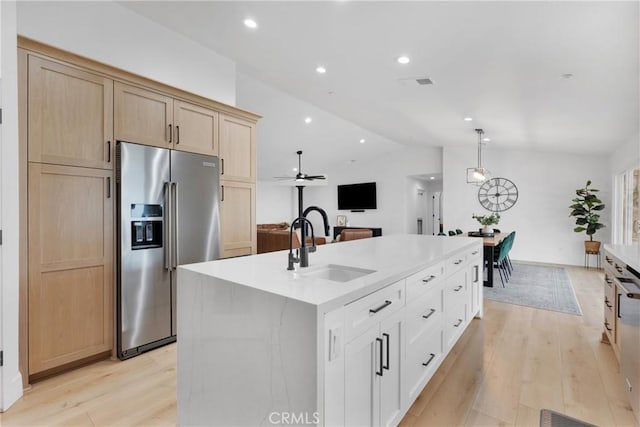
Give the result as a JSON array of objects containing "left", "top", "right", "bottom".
[{"left": 337, "top": 182, "right": 377, "bottom": 211}]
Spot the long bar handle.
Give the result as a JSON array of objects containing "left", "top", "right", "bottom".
[
  {"left": 474, "top": 265, "right": 479, "bottom": 283},
  {"left": 164, "top": 182, "right": 172, "bottom": 271},
  {"left": 221, "top": 184, "right": 225, "bottom": 202},
  {"left": 454, "top": 319, "right": 463, "bottom": 327},
  {"left": 107, "top": 140, "right": 111, "bottom": 163},
  {"left": 375, "top": 338, "right": 383, "bottom": 376},
  {"left": 106, "top": 177, "right": 111, "bottom": 198},
  {"left": 369, "top": 300, "right": 392, "bottom": 314},
  {"left": 422, "top": 275, "right": 436, "bottom": 284},
  {"left": 383, "top": 333, "right": 390, "bottom": 371},
  {"left": 422, "top": 308, "right": 436, "bottom": 320},
  {"left": 176, "top": 126, "right": 180, "bottom": 144},
  {"left": 221, "top": 158, "right": 225, "bottom": 175},
  {"left": 172, "top": 182, "right": 179, "bottom": 269},
  {"left": 169, "top": 124, "right": 173, "bottom": 143},
  {"left": 422, "top": 353, "right": 436, "bottom": 367}
]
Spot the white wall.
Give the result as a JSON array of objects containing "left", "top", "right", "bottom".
[
  {"left": 303, "top": 147, "right": 443, "bottom": 239},
  {"left": 0, "top": 0, "right": 24, "bottom": 411},
  {"left": 17, "top": 1, "right": 236, "bottom": 105},
  {"left": 609, "top": 133, "right": 639, "bottom": 175},
  {"left": 255, "top": 182, "right": 296, "bottom": 224},
  {"left": 443, "top": 146, "right": 611, "bottom": 266}
]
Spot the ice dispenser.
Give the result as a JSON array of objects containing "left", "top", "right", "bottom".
[{"left": 130, "top": 204, "right": 163, "bottom": 250}]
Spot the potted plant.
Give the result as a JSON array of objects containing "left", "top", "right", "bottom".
[
  {"left": 569, "top": 180, "right": 605, "bottom": 253},
  {"left": 472, "top": 213, "right": 500, "bottom": 234}
]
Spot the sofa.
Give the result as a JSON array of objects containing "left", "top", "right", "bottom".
[{"left": 257, "top": 223, "right": 327, "bottom": 254}]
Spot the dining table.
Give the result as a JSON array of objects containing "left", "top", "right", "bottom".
[{"left": 461, "top": 231, "right": 510, "bottom": 287}]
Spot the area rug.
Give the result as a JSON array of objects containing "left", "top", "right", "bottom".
[
  {"left": 540, "top": 409, "right": 595, "bottom": 427},
  {"left": 484, "top": 263, "right": 582, "bottom": 316}
]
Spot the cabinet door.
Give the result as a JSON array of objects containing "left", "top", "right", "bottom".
[
  {"left": 219, "top": 114, "right": 256, "bottom": 182},
  {"left": 220, "top": 180, "right": 256, "bottom": 258},
  {"left": 28, "top": 56, "right": 113, "bottom": 169},
  {"left": 28, "top": 163, "right": 113, "bottom": 374},
  {"left": 379, "top": 310, "right": 405, "bottom": 427},
  {"left": 114, "top": 82, "right": 173, "bottom": 149},
  {"left": 345, "top": 325, "right": 381, "bottom": 427},
  {"left": 470, "top": 261, "right": 483, "bottom": 318},
  {"left": 173, "top": 100, "right": 219, "bottom": 156}
]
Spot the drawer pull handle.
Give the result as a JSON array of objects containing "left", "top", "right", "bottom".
[
  {"left": 454, "top": 285, "right": 463, "bottom": 292},
  {"left": 604, "top": 321, "right": 612, "bottom": 332},
  {"left": 422, "top": 275, "right": 436, "bottom": 283},
  {"left": 422, "top": 353, "right": 436, "bottom": 367},
  {"left": 454, "top": 319, "right": 463, "bottom": 327},
  {"left": 605, "top": 256, "right": 612, "bottom": 264},
  {"left": 454, "top": 259, "right": 464, "bottom": 265},
  {"left": 616, "top": 267, "right": 624, "bottom": 274},
  {"left": 422, "top": 308, "right": 436, "bottom": 320},
  {"left": 605, "top": 278, "right": 613, "bottom": 285},
  {"left": 472, "top": 250, "right": 479, "bottom": 255},
  {"left": 369, "top": 300, "right": 392, "bottom": 314},
  {"left": 605, "top": 298, "right": 612, "bottom": 308}
]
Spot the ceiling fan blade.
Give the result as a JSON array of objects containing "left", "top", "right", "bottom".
[{"left": 305, "top": 175, "right": 326, "bottom": 180}]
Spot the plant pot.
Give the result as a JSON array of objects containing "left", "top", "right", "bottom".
[
  {"left": 584, "top": 240, "right": 601, "bottom": 254},
  {"left": 481, "top": 226, "right": 493, "bottom": 234}
]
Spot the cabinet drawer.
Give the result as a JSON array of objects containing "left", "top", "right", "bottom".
[
  {"left": 406, "top": 326, "right": 443, "bottom": 401},
  {"left": 604, "top": 299, "right": 615, "bottom": 342},
  {"left": 446, "top": 252, "right": 468, "bottom": 274},
  {"left": 445, "top": 299, "right": 468, "bottom": 350},
  {"left": 406, "top": 283, "right": 444, "bottom": 346},
  {"left": 345, "top": 280, "right": 405, "bottom": 343},
  {"left": 445, "top": 270, "right": 468, "bottom": 312},
  {"left": 406, "top": 261, "right": 445, "bottom": 301}
]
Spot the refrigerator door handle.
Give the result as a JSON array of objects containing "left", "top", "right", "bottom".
[
  {"left": 164, "top": 182, "right": 172, "bottom": 271},
  {"left": 172, "top": 182, "right": 180, "bottom": 269}
]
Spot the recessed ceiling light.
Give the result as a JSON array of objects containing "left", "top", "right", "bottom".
[
  {"left": 561, "top": 73, "right": 574, "bottom": 79},
  {"left": 359, "top": 139, "right": 366, "bottom": 144},
  {"left": 243, "top": 18, "right": 257, "bottom": 29},
  {"left": 464, "top": 117, "right": 473, "bottom": 122},
  {"left": 397, "top": 56, "right": 410, "bottom": 65},
  {"left": 430, "top": 176, "right": 435, "bottom": 180},
  {"left": 293, "top": 167, "right": 298, "bottom": 172},
  {"left": 304, "top": 117, "right": 312, "bottom": 124},
  {"left": 316, "top": 66, "right": 326, "bottom": 74},
  {"left": 483, "top": 137, "right": 491, "bottom": 142}
]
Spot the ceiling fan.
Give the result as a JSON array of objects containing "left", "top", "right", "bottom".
[{"left": 274, "top": 150, "right": 326, "bottom": 182}]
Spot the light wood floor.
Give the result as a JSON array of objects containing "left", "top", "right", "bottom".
[{"left": 1, "top": 266, "right": 638, "bottom": 426}]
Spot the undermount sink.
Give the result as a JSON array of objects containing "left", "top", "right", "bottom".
[{"left": 300, "top": 264, "right": 376, "bottom": 283}]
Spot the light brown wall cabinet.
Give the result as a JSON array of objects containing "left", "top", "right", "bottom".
[
  {"left": 28, "top": 56, "right": 113, "bottom": 169},
  {"left": 219, "top": 114, "right": 256, "bottom": 183},
  {"left": 220, "top": 180, "right": 256, "bottom": 258},
  {"left": 114, "top": 82, "right": 219, "bottom": 156},
  {"left": 28, "top": 164, "right": 113, "bottom": 375}
]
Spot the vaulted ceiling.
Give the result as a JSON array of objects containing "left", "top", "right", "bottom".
[{"left": 121, "top": 1, "right": 639, "bottom": 175}]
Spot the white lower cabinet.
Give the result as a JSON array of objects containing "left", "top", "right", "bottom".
[
  {"left": 324, "top": 245, "right": 482, "bottom": 426},
  {"left": 344, "top": 298, "right": 405, "bottom": 426}
]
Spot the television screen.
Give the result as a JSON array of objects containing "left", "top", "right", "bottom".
[{"left": 337, "top": 182, "right": 377, "bottom": 210}]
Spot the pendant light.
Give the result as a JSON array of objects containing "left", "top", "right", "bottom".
[{"left": 466, "top": 128, "right": 490, "bottom": 184}]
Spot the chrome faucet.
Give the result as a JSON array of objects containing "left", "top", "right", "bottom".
[
  {"left": 303, "top": 206, "right": 330, "bottom": 237},
  {"left": 287, "top": 217, "right": 316, "bottom": 270}
]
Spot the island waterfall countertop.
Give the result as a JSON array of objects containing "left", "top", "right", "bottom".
[
  {"left": 604, "top": 243, "right": 640, "bottom": 272},
  {"left": 179, "top": 234, "right": 480, "bottom": 312}
]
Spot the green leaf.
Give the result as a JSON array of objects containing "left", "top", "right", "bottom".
[
  {"left": 574, "top": 226, "right": 586, "bottom": 233},
  {"left": 575, "top": 218, "right": 587, "bottom": 225},
  {"left": 586, "top": 180, "right": 592, "bottom": 186},
  {"left": 593, "top": 204, "right": 605, "bottom": 211}
]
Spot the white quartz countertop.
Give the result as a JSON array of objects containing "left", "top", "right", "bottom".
[
  {"left": 604, "top": 243, "right": 640, "bottom": 273},
  {"left": 179, "top": 234, "right": 480, "bottom": 312}
]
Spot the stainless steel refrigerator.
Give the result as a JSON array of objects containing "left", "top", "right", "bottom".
[{"left": 116, "top": 141, "right": 220, "bottom": 360}]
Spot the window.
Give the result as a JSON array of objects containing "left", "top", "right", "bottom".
[{"left": 613, "top": 167, "right": 640, "bottom": 244}]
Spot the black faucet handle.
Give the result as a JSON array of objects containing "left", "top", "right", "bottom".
[{"left": 308, "top": 245, "right": 316, "bottom": 253}]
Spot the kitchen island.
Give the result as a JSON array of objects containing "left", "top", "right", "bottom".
[{"left": 177, "top": 234, "right": 483, "bottom": 426}]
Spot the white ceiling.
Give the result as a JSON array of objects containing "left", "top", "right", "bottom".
[{"left": 121, "top": 1, "right": 639, "bottom": 162}]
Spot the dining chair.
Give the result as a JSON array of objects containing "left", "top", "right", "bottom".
[
  {"left": 437, "top": 232, "right": 446, "bottom": 236},
  {"left": 505, "top": 231, "right": 516, "bottom": 272},
  {"left": 455, "top": 229, "right": 463, "bottom": 235},
  {"left": 448, "top": 230, "right": 456, "bottom": 236},
  {"left": 494, "top": 240, "right": 511, "bottom": 287}
]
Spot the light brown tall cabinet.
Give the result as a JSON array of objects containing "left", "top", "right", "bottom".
[
  {"left": 19, "top": 37, "right": 259, "bottom": 383},
  {"left": 25, "top": 55, "right": 115, "bottom": 377}
]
